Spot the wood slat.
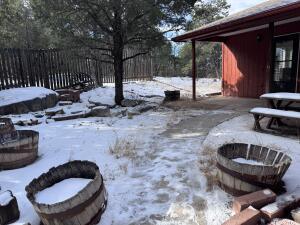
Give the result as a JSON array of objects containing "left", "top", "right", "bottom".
[{"left": 0, "top": 48, "right": 153, "bottom": 90}]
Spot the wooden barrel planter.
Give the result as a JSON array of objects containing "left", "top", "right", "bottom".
[
  {"left": 217, "top": 143, "right": 292, "bottom": 196},
  {"left": 0, "top": 190, "right": 20, "bottom": 225},
  {"left": 25, "top": 160, "right": 108, "bottom": 225},
  {"left": 0, "top": 118, "right": 39, "bottom": 170},
  {"left": 164, "top": 90, "right": 180, "bottom": 101}
]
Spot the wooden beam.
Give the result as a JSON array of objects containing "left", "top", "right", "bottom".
[
  {"left": 266, "top": 22, "right": 275, "bottom": 92},
  {"left": 192, "top": 40, "right": 196, "bottom": 100}
]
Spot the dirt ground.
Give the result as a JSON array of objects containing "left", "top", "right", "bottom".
[{"left": 162, "top": 96, "right": 265, "bottom": 113}]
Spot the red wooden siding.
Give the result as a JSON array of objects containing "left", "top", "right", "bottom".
[{"left": 222, "top": 20, "right": 300, "bottom": 98}]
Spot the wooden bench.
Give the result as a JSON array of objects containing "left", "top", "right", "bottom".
[{"left": 249, "top": 107, "right": 300, "bottom": 130}]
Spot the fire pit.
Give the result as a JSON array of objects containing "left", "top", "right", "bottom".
[
  {"left": 164, "top": 90, "right": 180, "bottom": 101},
  {"left": 0, "top": 118, "right": 39, "bottom": 170},
  {"left": 26, "top": 160, "right": 107, "bottom": 225},
  {"left": 56, "top": 89, "right": 80, "bottom": 102},
  {"left": 217, "top": 143, "right": 292, "bottom": 196}
]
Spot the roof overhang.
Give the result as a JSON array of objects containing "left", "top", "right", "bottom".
[{"left": 172, "top": 1, "right": 300, "bottom": 42}]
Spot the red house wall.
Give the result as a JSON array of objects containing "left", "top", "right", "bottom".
[{"left": 222, "top": 20, "right": 300, "bottom": 98}]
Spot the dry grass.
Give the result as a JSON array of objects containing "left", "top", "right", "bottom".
[
  {"left": 198, "top": 147, "right": 218, "bottom": 192},
  {"left": 109, "top": 137, "right": 138, "bottom": 161}
]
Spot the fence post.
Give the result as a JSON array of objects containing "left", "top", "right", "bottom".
[
  {"left": 42, "top": 50, "right": 50, "bottom": 89},
  {"left": 17, "top": 49, "right": 25, "bottom": 87}
]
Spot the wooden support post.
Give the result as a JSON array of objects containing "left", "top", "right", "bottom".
[
  {"left": 266, "top": 22, "right": 274, "bottom": 93},
  {"left": 192, "top": 40, "right": 196, "bottom": 100}
]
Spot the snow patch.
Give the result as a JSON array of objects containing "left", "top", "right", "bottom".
[
  {"left": 250, "top": 107, "right": 300, "bottom": 119},
  {"left": 0, "top": 191, "right": 13, "bottom": 206},
  {"left": 261, "top": 92, "right": 300, "bottom": 101},
  {"left": 0, "top": 87, "right": 57, "bottom": 107},
  {"left": 232, "top": 158, "right": 264, "bottom": 166},
  {"left": 35, "top": 178, "right": 92, "bottom": 204}
]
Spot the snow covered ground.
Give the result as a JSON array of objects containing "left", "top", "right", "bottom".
[
  {"left": 1, "top": 77, "right": 299, "bottom": 225},
  {"left": 153, "top": 77, "right": 221, "bottom": 96}
]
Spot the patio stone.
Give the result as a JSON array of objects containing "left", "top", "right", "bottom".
[
  {"left": 222, "top": 207, "right": 261, "bottom": 225},
  {"left": 233, "top": 189, "right": 276, "bottom": 213},
  {"left": 261, "top": 191, "right": 300, "bottom": 221},
  {"left": 268, "top": 219, "right": 299, "bottom": 225}
]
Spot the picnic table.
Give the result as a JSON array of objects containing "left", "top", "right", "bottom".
[
  {"left": 260, "top": 92, "right": 300, "bottom": 110},
  {"left": 250, "top": 92, "right": 300, "bottom": 130}
]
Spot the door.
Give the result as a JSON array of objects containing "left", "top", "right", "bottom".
[{"left": 271, "top": 34, "right": 299, "bottom": 93}]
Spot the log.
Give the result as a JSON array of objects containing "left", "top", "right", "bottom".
[
  {"left": 0, "top": 190, "right": 20, "bottom": 225},
  {"left": 26, "top": 160, "right": 108, "bottom": 225},
  {"left": 217, "top": 143, "right": 292, "bottom": 196}
]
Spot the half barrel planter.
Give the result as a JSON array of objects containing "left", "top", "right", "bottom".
[
  {"left": 0, "top": 118, "right": 39, "bottom": 170},
  {"left": 217, "top": 143, "right": 292, "bottom": 196},
  {"left": 25, "top": 160, "right": 108, "bottom": 225}
]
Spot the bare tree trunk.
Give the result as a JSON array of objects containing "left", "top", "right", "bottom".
[
  {"left": 113, "top": 45, "right": 124, "bottom": 105},
  {"left": 112, "top": 3, "right": 124, "bottom": 106}
]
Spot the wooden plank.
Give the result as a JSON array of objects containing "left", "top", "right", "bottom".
[
  {"left": 58, "top": 51, "right": 65, "bottom": 88},
  {"left": 31, "top": 50, "right": 38, "bottom": 86},
  {"left": 51, "top": 49, "right": 58, "bottom": 90},
  {"left": 41, "top": 50, "right": 50, "bottom": 89},
  {"left": 192, "top": 40, "right": 197, "bottom": 100},
  {"left": 267, "top": 22, "right": 275, "bottom": 93},
  {"left": 36, "top": 50, "right": 43, "bottom": 87},
  {"left": 53, "top": 50, "right": 60, "bottom": 89},
  {"left": 0, "top": 50, "right": 7, "bottom": 89},
  {"left": 13, "top": 48, "right": 22, "bottom": 87},
  {"left": 9, "top": 49, "right": 18, "bottom": 87},
  {"left": 17, "top": 49, "right": 26, "bottom": 87},
  {"left": 45, "top": 50, "right": 53, "bottom": 89},
  {"left": 24, "top": 50, "right": 30, "bottom": 86},
  {"left": 62, "top": 51, "right": 69, "bottom": 88},
  {"left": 6, "top": 49, "right": 15, "bottom": 88}
]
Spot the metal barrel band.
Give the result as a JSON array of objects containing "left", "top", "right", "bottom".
[
  {"left": 0, "top": 155, "right": 37, "bottom": 170},
  {"left": 0, "top": 144, "right": 38, "bottom": 153},
  {"left": 216, "top": 163, "right": 272, "bottom": 188},
  {"left": 217, "top": 181, "right": 250, "bottom": 196},
  {"left": 86, "top": 199, "right": 108, "bottom": 225}
]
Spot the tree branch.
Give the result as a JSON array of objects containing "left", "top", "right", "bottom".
[{"left": 123, "top": 51, "right": 149, "bottom": 61}]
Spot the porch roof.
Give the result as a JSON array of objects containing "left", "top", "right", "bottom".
[{"left": 172, "top": 0, "right": 300, "bottom": 42}]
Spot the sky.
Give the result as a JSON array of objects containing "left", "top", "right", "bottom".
[
  {"left": 171, "top": 0, "right": 268, "bottom": 54},
  {"left": 227, "top": 0, "right": 267, "bottom": 14}
]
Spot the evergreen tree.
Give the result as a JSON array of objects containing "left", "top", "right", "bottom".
[
  {"left": 30, "top": 0, "right": 197, "bottom": 104},
  {"left": 178, "top": 0, "right": 230, "bottom": 78}
]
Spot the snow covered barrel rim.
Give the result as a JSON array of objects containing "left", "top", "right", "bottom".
[
  {"left": 0, "top": 130, "right": 39, "bottom": 170},
  {"left": 25, "top": 160, "right": 107, "bottom": 225},
  {"left": 217, "top": 143, "right": 292, "bottom": 196}
]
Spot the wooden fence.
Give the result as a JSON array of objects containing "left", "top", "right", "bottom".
[{"left": 0, "top": 48, "right": 153, "bottom": 90}]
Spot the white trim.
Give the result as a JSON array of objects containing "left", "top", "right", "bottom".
[{"left": 220, "top": 25, "right": 268, "bottom": 37}]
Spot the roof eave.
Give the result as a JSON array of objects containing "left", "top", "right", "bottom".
[{"left": 172, "top": 1, "right": 300, "bottom": 42}]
